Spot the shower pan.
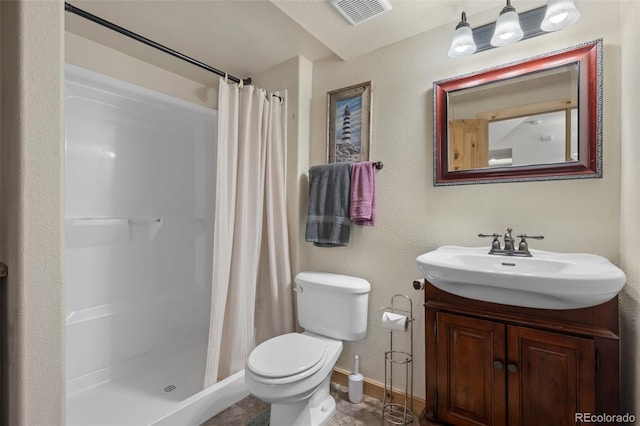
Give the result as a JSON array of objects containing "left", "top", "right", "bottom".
[{"left": 64, "top": 64, "right": 247, "bottom": 425}]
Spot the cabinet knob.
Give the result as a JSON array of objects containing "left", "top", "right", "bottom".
[
  {"left": 493, "top": 361, "right": 503, "bottom": 370},
  {"left": 507, "top": 363, "right": 518, "bottom": 373}
]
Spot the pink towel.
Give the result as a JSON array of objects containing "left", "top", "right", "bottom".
[{"left": 350, "top": 161, "right": 376, "bottom": 226}]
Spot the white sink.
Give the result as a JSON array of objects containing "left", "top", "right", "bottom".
[{"left": 416, "top": 246, "right": 626, "bottom": 309}]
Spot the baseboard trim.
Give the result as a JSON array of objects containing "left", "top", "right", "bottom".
[{"left": 331, "top": 367, "right": 426, "bottom": 419}]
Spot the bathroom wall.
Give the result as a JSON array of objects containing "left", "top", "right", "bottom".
[
  {"left": 253, "top": 56, "right": 313, "bottom": 279},
  {"left": 0, "top": 1, "right": 65, "bottom": 424},
  {"left": 619, "top": 0, "right": 640, "bottom": 417},
  {"left": 306, "top": 0, "right": 627, "bottom": 402}
]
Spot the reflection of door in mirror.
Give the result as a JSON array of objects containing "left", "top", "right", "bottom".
[{"left": 448, "top": 119, "right": 488, "bottom": 170}]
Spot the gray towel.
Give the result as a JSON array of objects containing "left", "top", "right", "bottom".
[{"left": 305, "top": 163, "right": 352, "bottom": 247}]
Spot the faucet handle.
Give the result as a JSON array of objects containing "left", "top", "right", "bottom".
[
  {"left": 517, "top": 234, "right": 544, "bottom": 240},
  {"left": 478, "top": 233, "right": 502, "bottom": 238},
  {"left": 478, "top": 233, "right": 502, "bottom": 251}
]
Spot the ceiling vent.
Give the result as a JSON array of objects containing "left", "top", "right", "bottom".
[{"left": 329, "top": 0, "right": 392, "bottom": 26}]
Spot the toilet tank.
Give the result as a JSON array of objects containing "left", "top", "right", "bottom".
[{"left": 295, "top": 272, "right": 371, "bottom": 341}]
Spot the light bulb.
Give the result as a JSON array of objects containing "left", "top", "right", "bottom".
[{"left": 550, "top": 12, "right": 568, "bottom": 23}]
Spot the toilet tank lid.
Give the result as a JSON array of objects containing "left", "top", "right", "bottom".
[{"left": 295, "top": 272, "right": 371, "bottom": 294}]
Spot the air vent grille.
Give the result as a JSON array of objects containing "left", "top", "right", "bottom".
[{"left": 329, "top": 0, "right": 392, "bottom": 25}]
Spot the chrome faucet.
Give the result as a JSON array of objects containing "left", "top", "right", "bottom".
[{"left": 478, "top": 227, "right": 544, "bottom": 257}]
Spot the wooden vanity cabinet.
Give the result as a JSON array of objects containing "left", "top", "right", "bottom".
[{"left": 422, "top": 283, "right": 620, "bottom": 426}]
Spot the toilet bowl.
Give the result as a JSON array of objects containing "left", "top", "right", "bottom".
[
  {"left": 245, "top": 332, "right": 342, "bottom": 425},
  {"left": 245, "top": 272, "right": 371, "bottom": 426}
]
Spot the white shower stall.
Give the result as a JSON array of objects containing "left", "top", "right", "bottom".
[{"left": 64, "top": 64, "right": 247, "bottom": 426}]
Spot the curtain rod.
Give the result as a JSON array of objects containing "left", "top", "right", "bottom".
[{"left": 64, "top": 2, "right": 252, "bottom": 86}]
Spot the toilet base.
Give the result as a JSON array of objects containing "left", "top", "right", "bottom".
[{"left": 269, "top": 375, "right": 336, "bottom": 426}]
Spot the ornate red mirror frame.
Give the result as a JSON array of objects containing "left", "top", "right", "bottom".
[{"left": 433, "top": 40, "right": 602, "bottom": 186}]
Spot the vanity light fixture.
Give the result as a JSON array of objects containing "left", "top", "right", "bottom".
[
  {"left": 448, "top": 12, "right": 477, "bottom": 58},
  {"left": 448, "top": 0, "right": 580, "bottom": 57},
  {"left": 541, "top": 0, "right": 580, "bottom": 31},
  {"left": 490, "top": 0, "right": 524, "bottom": 46}
]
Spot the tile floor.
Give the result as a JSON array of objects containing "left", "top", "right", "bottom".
[{"left": 201, "top": 382, "right": 423, "bottom": 425}]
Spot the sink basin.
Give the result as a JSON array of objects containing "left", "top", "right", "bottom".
[{"left": 416, "top": 246, "right": 626, "bottom": 309}]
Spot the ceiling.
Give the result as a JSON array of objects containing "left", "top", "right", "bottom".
[{"left": 65, "top": 0, "right": 541, "bottom": 85}]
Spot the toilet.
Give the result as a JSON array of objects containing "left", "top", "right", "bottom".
[{"left": 245, "top": 271, "right": 371, "bottom": 426}]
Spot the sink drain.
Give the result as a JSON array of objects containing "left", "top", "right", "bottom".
[{"left": 164, "top": 385, "right": 176, "bottom": 393}]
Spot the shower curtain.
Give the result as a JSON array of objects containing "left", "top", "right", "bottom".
[{"left": 204, "top": 78, "right": 294, "bottom": 387}]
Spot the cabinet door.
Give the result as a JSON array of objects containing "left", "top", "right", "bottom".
[
  {"left": 437, "top": 312, "right": 506, "bottom": 426},
  {"left": 507, "top": 326, "right": 596, "bottom": 426}
]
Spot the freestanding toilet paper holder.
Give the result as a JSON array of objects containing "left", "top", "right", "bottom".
[{"left": 380, "top": 294, "right": 414, "bottom": 425}]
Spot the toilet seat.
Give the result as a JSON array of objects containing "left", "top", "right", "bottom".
[{"left": 247, "top": 333, "right": 327, "bottom": 381}]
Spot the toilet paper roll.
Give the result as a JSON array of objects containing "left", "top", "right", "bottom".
[
  {"left": 381, "top": 311, "right": 408, "bottom": 332},
  {"left": 413, "top": 278, "right": 426, "bottom": 290}
]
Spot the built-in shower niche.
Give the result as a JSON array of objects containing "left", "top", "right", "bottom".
[{"left": 65, "top": 64, "right": 221, "bottom": 426}]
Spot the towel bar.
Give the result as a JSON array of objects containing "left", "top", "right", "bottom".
[{"left": 318, "top": 161, "right": 383, "bottom": 170}]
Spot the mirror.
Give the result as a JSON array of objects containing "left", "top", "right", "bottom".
[{"left": 434, "top": 40, "right": 602, "bottom": 185}]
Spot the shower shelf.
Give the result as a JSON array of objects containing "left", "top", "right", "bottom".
[
  {"left": 66, "top": 217, "right": 164, "bottom": 246},
  {"left": 67, "top": 217, "right": 162, "bottom": 224}
]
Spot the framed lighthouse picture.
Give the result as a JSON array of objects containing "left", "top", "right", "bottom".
[{"left": 327, "top": 81, "right": 372, "bottom": 164}]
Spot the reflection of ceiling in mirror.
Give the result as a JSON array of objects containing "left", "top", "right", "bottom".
[
  {"left": 488, "top": 109, "right": 578, "bottom": 168},
  {"left": 449, "top": 64, "right": 578, "bottom": 114}
]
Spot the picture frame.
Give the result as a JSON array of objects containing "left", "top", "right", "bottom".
[{"left": 326, "top": 82, "right": 372, "bottom": 163}]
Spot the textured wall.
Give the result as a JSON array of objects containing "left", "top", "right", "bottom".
[
  {"left": 307, "top": 1, "right": 625, "bottom": 400},
  {"left": 254, "top": 56, "right": 314, "bottom": 280},
  {"left": 619, "top": 0, "right": 640, "bottom": 417},
  {"left": 0, "top": 1, "right": 65, "bottom": 424}
]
